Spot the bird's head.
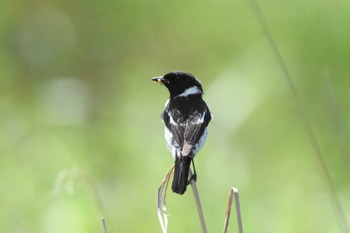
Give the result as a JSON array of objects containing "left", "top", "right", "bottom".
[{"left": 152, "top": 71, "right": 203, "bottom": 98}]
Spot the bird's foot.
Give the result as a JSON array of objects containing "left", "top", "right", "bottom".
[{"left": 187, "top": 172, "right": 197, "bottom": 184}]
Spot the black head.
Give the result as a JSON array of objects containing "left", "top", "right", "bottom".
[{"left": 152, "top": 71, "right": 203, "bottom": 98}]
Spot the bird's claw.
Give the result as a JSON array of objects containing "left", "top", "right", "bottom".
[{"left": 188, "top": 173, "right": 197, "bottom": 184}]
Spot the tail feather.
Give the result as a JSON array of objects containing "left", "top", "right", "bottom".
[{"left": 172, "top": 156, "right": 191, "bottom": 195}]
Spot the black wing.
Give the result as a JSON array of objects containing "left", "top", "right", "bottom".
[
  {"left": 162, "top": 106, "right": 211, "bottom": 157},
  {"left": 182, "top": 109, "right": 210, "bottom": 156},
  {"left": 162, "top": 108, "right": 186, "bottom": 148}
]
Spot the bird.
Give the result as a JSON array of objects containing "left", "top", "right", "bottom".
[{"left": 152, "top": 71, "right": 211, "bottom": 195}]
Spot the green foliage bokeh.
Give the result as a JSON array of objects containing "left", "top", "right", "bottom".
[{"left": 1, "top": 1, "right": 349, "bottom": 232}]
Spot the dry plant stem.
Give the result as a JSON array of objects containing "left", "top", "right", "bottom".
[
  {"left": 189, "top": 169, "right": 208, "bottom": 233},
  {"left": 157, "top": 166, "right": 175, "bottom": 233},
  {"left": 157, "top": 168, "right": 208, "bottom": 233},
  {"left": 223, "top": 188, "right": 243, "bottom": 233},
  {"left": 234, "top": 189, "right": 243, "bottom": 233},
  {"left": 101, "top": 217, "right": 108, "bottom": 233}
]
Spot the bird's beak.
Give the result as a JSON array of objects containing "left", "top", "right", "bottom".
[{"left": 152, "top": 76, "right": 164, "bottom": 85}]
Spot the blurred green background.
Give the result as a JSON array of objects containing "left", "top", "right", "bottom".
[{"left": 1, "top": 0, "right": 349, "bottom": 232}]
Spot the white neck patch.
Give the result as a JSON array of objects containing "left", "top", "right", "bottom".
[{"left": 176, "top": 86, "right": 202, "bottom": 98}]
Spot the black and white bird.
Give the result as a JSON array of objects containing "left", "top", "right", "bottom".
[{"left": 152, "top": 71, "right": 211, "bottom": 195}]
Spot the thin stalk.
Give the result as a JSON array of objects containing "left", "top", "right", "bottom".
[
  {"left": 223, "top": 188, "right": 243, "bottom": 233},
  {"left": 157, "top": 166, "right": 175, "bottom": 233},
  {"left": 189, "top": 170, "right": 208, "bottom": 233}
]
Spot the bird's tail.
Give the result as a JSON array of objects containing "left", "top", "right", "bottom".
[{"left": 172, "top": 156, "right": 191, "bottom": 195}]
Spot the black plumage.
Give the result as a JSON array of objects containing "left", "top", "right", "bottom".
[{"left": 152, "top": 71, "right": 211, "bottom": 194}]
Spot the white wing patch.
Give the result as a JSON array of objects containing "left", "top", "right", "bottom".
[
  {"left": 168, "top": 112, "right": 177, "bottom": 125},
  {"left": 197, "top": 110, "right": 207, "bottom": 124},
  {"left": 196, "top": 110, "right": 206, "bottom": 124}
]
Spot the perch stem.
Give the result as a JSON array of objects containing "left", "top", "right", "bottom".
[
  {"left": 189, "top": 169, "right": 208, "bottom": 233},
  {"left": 223, "top": 187, "right": 243, "bottom": 233}
]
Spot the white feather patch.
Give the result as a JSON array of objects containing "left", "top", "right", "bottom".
[
  {"left": 168, "top": 112, "right": 177, "bottom": 125},
  {"left": 177, "top": 86, "right": 202, "bottom": 98},
  {"left": 195, "top": 110, "right": 206, "bottom": 124},
  {"left": 164, "top": 99, "right": 169, "bottom": 108},
  {"left": 164, "top": 127, "right": 180, "bottom": 159}
]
